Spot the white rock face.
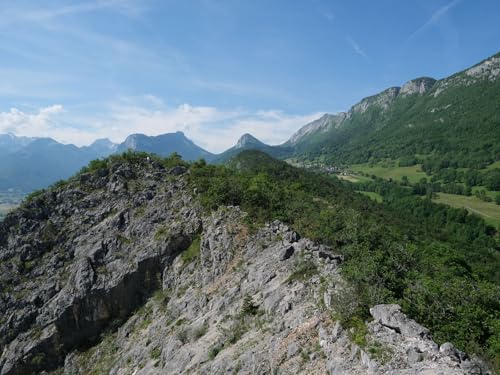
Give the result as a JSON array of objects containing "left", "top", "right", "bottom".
[
  {"left": 400, "top": 77, "right": 436, "bottom": 96},
  {"left": 433, "top": 54, "right": 500, "bottom": 97},
  {"left": 350, "top": 87, "right": 400, "bottom": 115},
  {"left": 465, "top": 56, "right": 500, "bottom": 81},
  {"left": 287, "top": 113, "right": 346, "bottom": 145}
]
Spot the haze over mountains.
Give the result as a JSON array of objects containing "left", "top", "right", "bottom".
[
  {"left": 1, "top": 52, "right": 499, "bottom": 192},
  {"left": 0, "top": 132, "right": 213, "bottom": 191}
]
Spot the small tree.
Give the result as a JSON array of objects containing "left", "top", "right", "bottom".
[{"left": 242, "top": 295, "right": 258, "bottom": 316}]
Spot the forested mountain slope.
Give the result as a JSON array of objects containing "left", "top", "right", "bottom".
[{"left": 288, "top": 53, "right": 500, "bottom": 170}]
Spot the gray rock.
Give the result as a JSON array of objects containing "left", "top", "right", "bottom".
[
  {"left": 169, "top": 166, "right": 187, "bottom": 175},
  {"left": 287, "top": 341, "right": 300, "bottom": 358},
  {"left": 370, "top": 304, "right": 429, "bottom": 338},
  {"left": 440, "top": 342, "right": 460, "bottom": 360},
  {"left": 279, "top": 245, "right": 295, "bottom": 261},
  {"left": 407, "top": 347, "right": 423, "bottom": 363}
]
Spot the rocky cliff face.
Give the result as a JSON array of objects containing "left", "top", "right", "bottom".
[
  {"left": 432, "top": 53, "right": 500, "bottom": 97},
  {"left": 0, "top": 160, "right": 490, "bottom": 374},
  {"left": 399, "top": 77, "right": 436, "bottom": 96},
  {"left": 287, "top": 114, "right": 347, "bottom": 146}
]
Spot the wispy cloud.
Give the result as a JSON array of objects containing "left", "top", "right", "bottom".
[
  {"left": 0, "top": 100, "right": 324, "bottom": 153},
  {"left": 319, "top": 8, "right": 335, "bottom": 22},
  {"left": 346, "top": 36, "right": 367, "bottom": 58},
  {"left": 409, "top": 0, "right": 462, "bottom": 40},
  {"left": 1, "top": 0, "right": 149, "bottom": 25}
]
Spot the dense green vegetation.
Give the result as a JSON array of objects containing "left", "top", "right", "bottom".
[
  {"left": 433, "top": 193, "right": 500, "bottom": 228},
  {"left": 349, "top": 162, "right": 500, "bottom": 228},
  {"left": 189, "top": 150, "right": 499, "bottom": 370},
  {"left": 297, "top": 73, "right": 500, "bottom": 171},
  {"left": 288, "top": 56, "right": 500, "bottom": 218}
]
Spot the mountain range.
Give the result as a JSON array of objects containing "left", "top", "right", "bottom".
[
  {"left": 0, "top": 132, "right": 213, "bottom": 191},
  {"left": 1, "top": 52, "right": 499, "bottom": 192}
]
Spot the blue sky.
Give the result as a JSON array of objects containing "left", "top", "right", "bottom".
[{"left": 0, "top": 0, "right": 499, "bottom": 152}]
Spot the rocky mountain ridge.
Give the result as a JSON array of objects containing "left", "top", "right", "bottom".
[
  {"left": 286, "top": 114, "right": 346, "bottom": 146},
  {"left": 0, "top": 157, "right": 491, "bottom": 374},
  {"left": 287, "top": 52, "right": 500, "bottom": 147}
]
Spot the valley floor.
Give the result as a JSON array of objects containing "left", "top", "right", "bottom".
[
  {"left": 433, "top": 192, "right": 500, "bottom": 228},
  {"left": 344, "top": 162, "right": 500, "bottom": 228},
  {"left": 0, "top": 192, "right": 24, "bottom": 220}
]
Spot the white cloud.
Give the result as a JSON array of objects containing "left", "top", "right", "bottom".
[
  {"left": 102, "top": 99, "right": 323, "bottom": 152},
  {"left": 0, "top": 100, "right": 324, "bottom": 153},
  {"left": 0, "top": 105, "right": 64, "bottom": 135},
  {"left": 346, "top": 36, "right": 367, "bottom": 58}
]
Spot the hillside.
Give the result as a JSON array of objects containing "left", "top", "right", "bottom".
[
  {"left": 0, "top": 137, "right": 114, "bottom": 192},
  {"left": 0, "top": 151, "right": 498, "bottom": 374},
  {"left": 212, "top": 133, "right": 291, "bottom": 164},
  {"left": 288, "top": 53, "right": 500, "bottom": 170}
]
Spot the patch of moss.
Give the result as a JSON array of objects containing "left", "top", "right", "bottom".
[{"left": 181, "top": 235, "right": 201, "bottom": 264}]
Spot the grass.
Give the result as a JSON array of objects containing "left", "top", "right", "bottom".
[
  {"left": 350, "top": 163, "right": 427, "bottom": 184},
  {"left": 181, "top": 235, "right": 201, "bottom": 264},
  {"left": 356, "top": 191, "right": 383, "bottom": 203},
  {"left": 154, "top": 225, "right": 169, "bottom": 241},
  {"left": 287, "top": 259, "right": 318, "bottom": 283},
  {"left": 433, "top": 192, "right": 500, "bottom": 228},
  {"left": 484, "top": 160, "right": 500, "bottom": 170},
  {"left": 337, "top": 174, "right": 372, "bottom": 183},
  {"left": 471, "top": 186, "right": 499, "bottom": 200}
]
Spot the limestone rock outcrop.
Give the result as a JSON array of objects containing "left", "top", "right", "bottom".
[{"left": 0, "top": 160, "right": 491, "bottom": 374}]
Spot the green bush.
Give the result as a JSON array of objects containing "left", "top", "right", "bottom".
[{"left": 181, "top": 235, "right": 201, "bottom": 264}]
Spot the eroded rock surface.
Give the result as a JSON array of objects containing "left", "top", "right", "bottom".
[
  {"left": 0, "top": 160, "right": 491, "bottom": 374},
  {"left": 0, "top": 159, "right": 201, "bottom": 374}
]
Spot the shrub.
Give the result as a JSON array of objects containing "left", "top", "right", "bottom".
[
  {"left": 181, "top": 235, "right": 201, "bottom": 264},
  {"left": 150, "top": 347, "right": 161, "bottom": 360},
  {"left": 241, "top": 295, "right": 258, "bottom": 316}
]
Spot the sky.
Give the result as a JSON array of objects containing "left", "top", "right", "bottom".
[{"left": 0, "top": 0, "right": 499, "bottom": 153}]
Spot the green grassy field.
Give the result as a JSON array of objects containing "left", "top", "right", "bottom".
[
  {"left": 433, "top": 192, "right": 500, "bottom": 228},
  {"left": 471, "top": 186, "right": 499, "bottom": 199},
  {"left": 349, "top": 163, "right": 428, "bottom": 184},
  {"left": 356, "top": 191, "right": 383, "bottom": 203},
  {"left": 337, "top": 174, "right": 373, "bottom": 183},
  {"left": 484, "top": 160, "right": 500, "bottom": 170}
]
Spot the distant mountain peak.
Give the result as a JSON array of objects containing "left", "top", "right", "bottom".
[
  {"left": 235, "top": 133, "right": 262, "bottom": 149},
  {"left": 91, "top": 138, "right": 114, "bottom": 146},
  {"left": 115, "top": 131, "right": 213, "bottom": 161}
]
